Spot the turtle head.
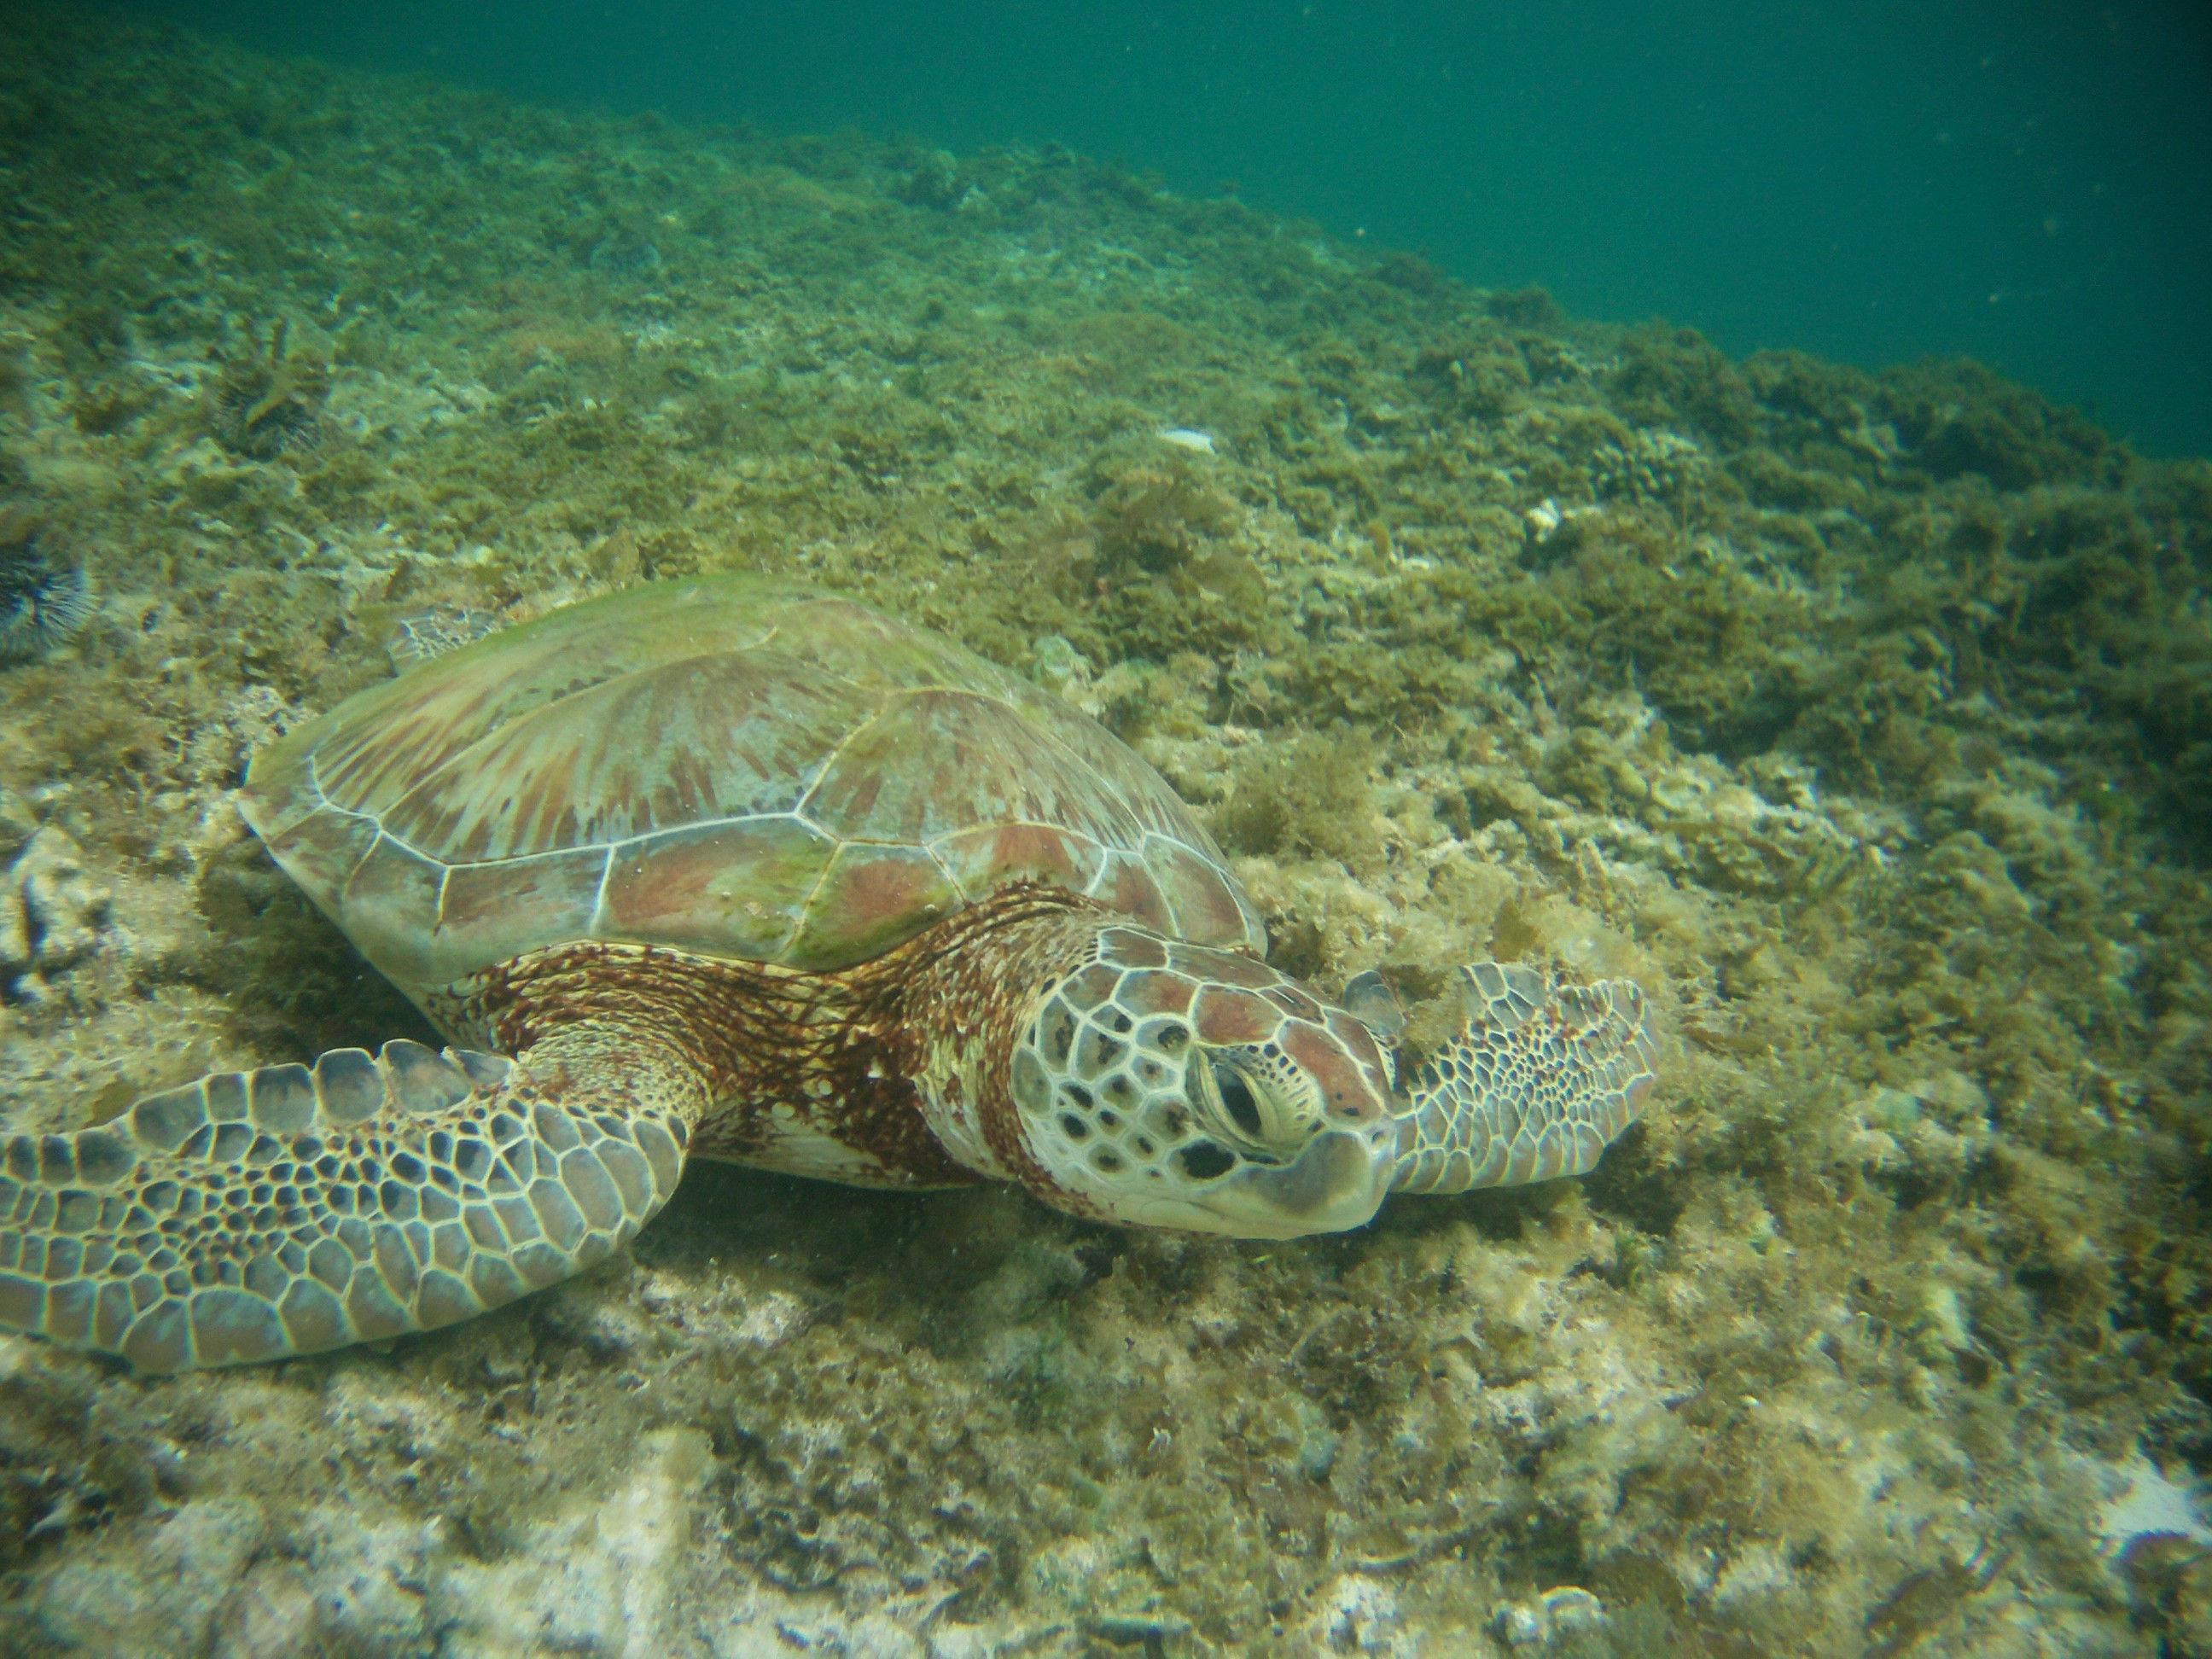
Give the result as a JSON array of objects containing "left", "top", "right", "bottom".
[{"left": 1007, "top": 926, "right": 1400, "bottom": 1238}]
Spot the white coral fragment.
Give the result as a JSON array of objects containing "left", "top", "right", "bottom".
[{"left": 2096, "top": 1453, "right": 2212, "bottom": 1557}]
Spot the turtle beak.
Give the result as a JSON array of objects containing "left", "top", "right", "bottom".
[{"left": 1203, "top": 1116, "right": 1397, "bottom": 1238}]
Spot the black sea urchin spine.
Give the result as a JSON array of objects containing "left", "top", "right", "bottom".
[{"left": 0, "top": 532, "right": 96, "bottom": 664}]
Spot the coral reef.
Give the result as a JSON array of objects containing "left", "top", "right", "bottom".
[{"left": 0, "top": 3, "right": 2207, "bottom": 1656}]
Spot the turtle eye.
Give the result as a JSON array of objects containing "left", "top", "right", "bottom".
[
  {"left": 1193, "top": 1046, "right": 1328, "bottom": 1149},
  {"left": 1199, "top": 1057, "right": 1292, "bottom": 1147},
  {"left": 1212, "top": 1061, "right": 1265, "bottom": 1139}
]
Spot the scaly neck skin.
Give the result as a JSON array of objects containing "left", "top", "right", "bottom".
[
  {"left": 435, "top": 885, "right": 1116, "bottom": 1191},
  {"left": 837, "top": 886, "right": 1110, "bottom": 1192}
]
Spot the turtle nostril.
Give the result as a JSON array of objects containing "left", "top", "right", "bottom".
[{"left": 1213, "top": 1062, "right": 1263, "bottom": 1138}]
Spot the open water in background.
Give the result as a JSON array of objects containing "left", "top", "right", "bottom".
[{"left": 118, "top": 0, "right": 2212, "bottom": 460}]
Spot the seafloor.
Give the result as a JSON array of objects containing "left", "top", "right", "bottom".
[{"left": 1, "top": 7, "right": 2209, "bottom": 1656}]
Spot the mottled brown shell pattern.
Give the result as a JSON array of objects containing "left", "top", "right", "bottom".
[{"left": 242, "top": 578, "right": 1264, "bottom": 998}]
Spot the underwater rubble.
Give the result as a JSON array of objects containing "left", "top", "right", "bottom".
[{"left": 0, "top": 3, "right": 2208, "bottom": 1655}]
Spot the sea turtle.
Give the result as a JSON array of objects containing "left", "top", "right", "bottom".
[{"left": 0, "top": 578, "right": 1657, "bottom": 1371}]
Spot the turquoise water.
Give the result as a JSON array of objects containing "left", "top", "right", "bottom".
[{"left": 131, "top": 0, "right": 2212, "bottom": 458}]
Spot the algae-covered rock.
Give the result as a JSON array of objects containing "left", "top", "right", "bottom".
[
  {"left": 35, "top": 1497, "right": 266, "bottom": 1656},
  {"left": 0, "top": 825, "right": 108, "bottom": 998}
]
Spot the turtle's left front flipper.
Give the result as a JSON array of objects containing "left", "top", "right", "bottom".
[
  {"left": 1390, "top": 962, "right": 1657, "bottom": 1194},
  {"left": 0, "top": 1039, "right": 698, "bottom": 1371}
]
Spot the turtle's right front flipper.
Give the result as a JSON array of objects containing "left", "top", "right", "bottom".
[{"left": 0, "top": 1039, "right": 696, "bottom": 1372}]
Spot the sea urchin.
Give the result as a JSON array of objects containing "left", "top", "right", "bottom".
[{"left": 0, "top": 509, "right": 96, "bottom": 664}]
